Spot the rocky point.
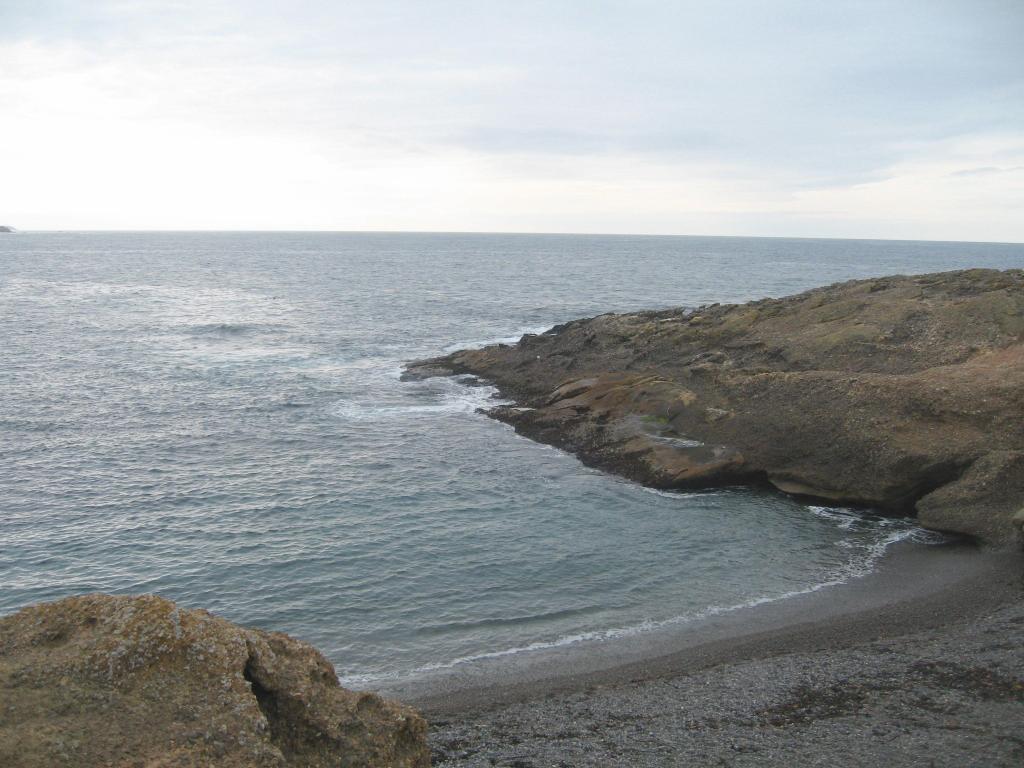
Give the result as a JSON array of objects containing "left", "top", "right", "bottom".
[{"left": 407, "top": 269, "right": 1024, "bottom": 546}]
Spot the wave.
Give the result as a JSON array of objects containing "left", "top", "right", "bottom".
[
  {"left": 441, "top": 324, "right": 554, "bottom": 354},
  {"left": 184, "top": 322, "right": 283, "bottom": 337},
  {"left": 331, "top": 382, "right": 506, "bottom": 422},
  {"left": 341, "top": 521, "right": 922, "bottom": 687},
  {"left": 807, "top": 505, "right": 873, "bottom": 530},
  {"left": 415, "top": 605, "right": 605, "bottom": 637},
  {"left": 639, "top": 486, "right": 724, "bottom": 500},
  {"left": 805, "top": 505, "right": 949, "bottom": 542},
  {"left": 330, "top": 399, "right": 485, "bottom": 421}
]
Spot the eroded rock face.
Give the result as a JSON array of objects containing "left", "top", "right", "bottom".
[
  {"left": 0, "top": 594, "right": 430, "bottom": 767},
  {"left": 406, "top": 269, "right": 1024, "bottom": 546}
]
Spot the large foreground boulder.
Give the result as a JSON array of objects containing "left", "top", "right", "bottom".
[
  {"left": 407, "top": 269, "right": 1024, "bottom": 546},
  {"left": 0, "top": 594, "right": 430, "bottom": 767}
]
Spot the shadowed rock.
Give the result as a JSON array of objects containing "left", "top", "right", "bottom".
[
  {"left": 0, "top": 594, "right": 430, "bottom": 767},
  {"left": 406, "top": 269, "right": 1024, "bottom": 546}
]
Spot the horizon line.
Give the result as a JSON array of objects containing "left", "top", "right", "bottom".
[{"left": 5, "top": 229, "right": 1023, "bottom": 247}]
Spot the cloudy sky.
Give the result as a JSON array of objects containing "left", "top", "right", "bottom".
[{"left": 1, "top": 0, "right": 1022, "bottom": 240}]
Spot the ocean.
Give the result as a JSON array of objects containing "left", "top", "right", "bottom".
[{"left": 2, "top": 231, "right": 1021, "bottom": 686}]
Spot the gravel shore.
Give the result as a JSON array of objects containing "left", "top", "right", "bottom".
[{"left": 422, "top": 547, "right": 1023, "bottom": 767}]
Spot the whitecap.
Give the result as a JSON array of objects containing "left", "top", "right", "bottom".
[
  {"left": 639, "top": 486, "right": 723, "bottom": 500},
  {"left": 806, "top": 505, "right": 863, "bottom": 530},
  {"left": 331, "top": 379, "right": 508, "bottom": 422},
  {"left": 441, "top": 324, "right": 554, "bottom": 353}
]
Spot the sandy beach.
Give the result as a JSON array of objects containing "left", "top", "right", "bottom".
[{"left": 394, "top": 540, "right": 1023, "bottom": 766}]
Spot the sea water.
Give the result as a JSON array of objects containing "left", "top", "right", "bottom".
[{"left": 1, "top": 232, "right": 1021, "bottom": 685}]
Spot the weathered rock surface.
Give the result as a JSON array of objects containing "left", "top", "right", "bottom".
[
  {"left": 406, "top": 269, "right": 1024, "bottom": 546},
  {"left": 0, "top": 594, "right": 430, "bottom": 767}
]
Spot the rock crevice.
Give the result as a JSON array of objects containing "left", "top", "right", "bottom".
[{"left": 0, "top": 594, "right": 431, "bottom": 767}]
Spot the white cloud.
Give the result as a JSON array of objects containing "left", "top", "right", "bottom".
[{"left": 0, "top": 1, "right": 1021, "bottom": 239}]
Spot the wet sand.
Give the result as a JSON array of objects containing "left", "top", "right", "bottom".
[{"left": 380, "top": 540, "right": 1023, "bottom": 766}]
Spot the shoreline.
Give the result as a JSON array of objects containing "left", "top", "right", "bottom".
[
  {"left": 426, "top": 540, "right": 1023, "bottom": 766},
  {"left": 405, "top": 269, "right": 1024, "bottom": 547},
  {"left": 376, "top": 538, "right": 1022, "bottom": 716}
]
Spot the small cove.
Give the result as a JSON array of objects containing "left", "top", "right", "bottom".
[{"left": 2, "top": 231, "right": 1021, "bottom": 685}]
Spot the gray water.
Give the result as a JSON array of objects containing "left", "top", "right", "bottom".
[{"left": 2, "top": 232, "right": 1021, "bottom": 686}]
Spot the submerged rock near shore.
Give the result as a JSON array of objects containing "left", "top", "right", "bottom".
[
  {"left": 408, "top": 269, "right": 1024, "bottom": 546},
  {"left": 0, "top": 594, "right": 430, "bottom": 767}
]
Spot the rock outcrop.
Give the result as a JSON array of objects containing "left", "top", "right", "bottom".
[
  {"left": 0, "top": 594, "right": 430, "bottom": 767},
  {"left": 407, "top": 269, "right": 1024, "bottom": 546}
]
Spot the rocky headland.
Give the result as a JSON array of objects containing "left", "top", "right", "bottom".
[
  {"left": 407, "top": 269, "right": 1024, "bottom": 546},
  {"left": 0, "top": 226, "right": 15, "bottom": 233},
  {"left": 0, "top": 594, "right": 430, "bottom": 767}
]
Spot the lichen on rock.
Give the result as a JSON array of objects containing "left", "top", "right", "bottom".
[{"left": 0, "top": 594, "right": 430, "bottom": 767}]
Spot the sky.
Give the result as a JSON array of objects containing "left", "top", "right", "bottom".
[{"left": 1, "top": 0, "right": 1022, "bottom": 240}]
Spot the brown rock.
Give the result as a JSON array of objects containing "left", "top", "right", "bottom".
[
  {"left": 0, "top": 594, "right": 430, "bottom": 767},
  {"left": 406, "top": 269, "right": 1024, "bottom": 546}
]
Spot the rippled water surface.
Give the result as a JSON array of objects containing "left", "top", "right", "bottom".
[{"left": 2, "top": 232, "right": 1021, "bottom": 684}]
